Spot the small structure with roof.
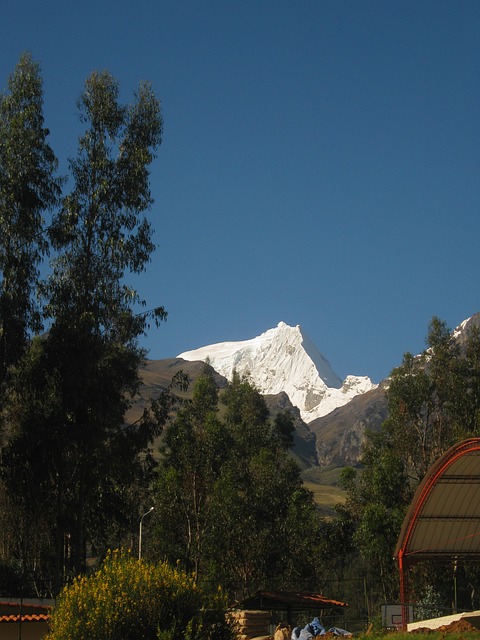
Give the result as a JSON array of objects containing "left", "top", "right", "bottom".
[
  {"left": 231, "top": 590, "right": 349, "bottom": 636},
  {"left": 394, "top": 438, "right": 480, "bottom": 628},
  {"left": 0, "top": 599, "right": 52, "bottom": 640}
]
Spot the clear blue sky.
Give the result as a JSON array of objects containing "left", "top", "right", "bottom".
[{"left": 1, "top": 0, "right": 479, "bottom": 383}]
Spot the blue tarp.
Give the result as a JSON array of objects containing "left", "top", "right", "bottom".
[{"left": 291, "top": 617, "right": 352, "bottom": 639}]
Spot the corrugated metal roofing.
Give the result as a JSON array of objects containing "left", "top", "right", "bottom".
[{"left": 395, "top": 438, "right": 480, "bottom": 559}]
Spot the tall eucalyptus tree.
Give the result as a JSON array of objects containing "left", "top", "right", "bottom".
[
  {"left": 1, "top": 68, "right": 167, "bottom": 591},
  {"left": 0, "top": 52, "right": 61, "bottom": 386},
  {"left": 44, "top": 70, "right": 165, "bottom": 579}
]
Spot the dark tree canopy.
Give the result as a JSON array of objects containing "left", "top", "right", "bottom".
[
  {"left": 341, "top": 316, "right": 480, "bottom": 609},
  {"left": 0, "top": 57, "right": 168, "bottom": 594},
  {"left": 150, "top": 368, "right": 320, "bottom": 598},
  {"left": 0, "top": 52, "right": 62, "bottom": 385}
]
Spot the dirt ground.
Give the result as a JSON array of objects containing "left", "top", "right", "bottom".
[{"left": 411, "top": 619, "right": 480, "bottom": 634}]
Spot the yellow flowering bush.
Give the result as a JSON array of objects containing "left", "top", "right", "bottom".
[{"left": 46, "top": 549, "right": 233, "bottom": 640}]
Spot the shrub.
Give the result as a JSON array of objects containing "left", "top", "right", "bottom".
[{"left": 46, "top": 549, "right": 233, "bottom": 640}]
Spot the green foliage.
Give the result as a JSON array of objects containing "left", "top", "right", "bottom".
[
  {"left": 272, "top": 410, "right": 295, "bottom": 449},
  {"left": 338, "top": 316, "right": 480, "bottom": 610},
  {"left": 46, "top": 69, "right": 164, "bottom": 335},
  {"left": 0, "top": 52, "right": 62, "bottom": 384},
  {"left": 151, "top": 368, "right": 320, "bottom": 598},
  {"left": 0, "top": 55, "right": 169, "bottom": 594},
  {"left": 414, "top": 584, "right": 444, "bottom": 621},
  {"left": 40, "top": 68, "right": 164, "bottom": 581},
  {"left": 46, "top": 549, "right": 234, "bottom": 640}
]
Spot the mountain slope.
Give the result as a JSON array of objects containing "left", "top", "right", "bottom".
[
  {"left": 130, "top": 358, "right": 317, "bottom": 467},
  {"left": 308, "top": 312, "right": 480, "bottom": 467},
  {"left": 127, "top": 358, "right": 228, "bottom": 426},
  {"left": 137, "top": 314, "right": 480, "bottom": 470},
  {"left": 309, "top": 383, "right": 388, "bottom": 466},
  {"left": 178, "top": 321, "right": 376, "bottom": 422}
]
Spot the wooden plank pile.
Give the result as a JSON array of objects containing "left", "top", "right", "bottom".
[
  {"left": 273, "top": 622, "right": 291, "bottom": 640},
  {"left": 228, "top": 609, "right": 272, "bottom": 640}
]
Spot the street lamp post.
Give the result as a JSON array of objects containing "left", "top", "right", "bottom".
[{"left": 138, "top": 507, "right": 154, "bottom": 560}]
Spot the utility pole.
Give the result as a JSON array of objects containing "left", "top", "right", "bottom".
[{"left": 138, "top": 507, "right": 154, "bottom": 560}]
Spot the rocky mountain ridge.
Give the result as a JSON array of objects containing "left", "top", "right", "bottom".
[
  {"left": 177, "top": 322, "right": 376, "bottom": 423},
  {"left": 308, "top": 312, "right": 480, "bottom": 466},
  {"left": 139, "top": 313, "right": 480, "bottom": 469}
]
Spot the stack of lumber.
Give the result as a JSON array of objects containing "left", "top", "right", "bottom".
[
  {"left": 274, "top": 622, "right": 291, "bottom": 640},
  {"left": 228, "top": 609, "right": 272, "bottom": 640}
]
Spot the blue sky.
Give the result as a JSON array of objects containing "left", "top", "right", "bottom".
[{"left": 1, "top": 0, "right": 479, "bottom": 383}]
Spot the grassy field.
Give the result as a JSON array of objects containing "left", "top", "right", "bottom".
[
  {"left": 301, "top": 465, "right": 348, "bottom": 514},
  {"left": 303, "top": 480, "right": 346, "bottom": 510}
]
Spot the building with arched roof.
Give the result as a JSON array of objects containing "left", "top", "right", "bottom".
[{"left": 394, "top": 438, "right": 480, "bottom": 627}]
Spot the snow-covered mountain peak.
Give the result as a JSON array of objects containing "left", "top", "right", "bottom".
[{"left": 177, "top": 322, "right": 377, "bottom": 422}]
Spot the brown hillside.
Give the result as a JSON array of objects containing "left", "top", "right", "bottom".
[
  {"left": 128, "top": 359, "right": 318, "bottom": 468},
  {"left": 127, "top": 357, "right": 228, "bottom": 425},
  {"left": 309, "top": 383, "right": 388, "bottom": 467}
]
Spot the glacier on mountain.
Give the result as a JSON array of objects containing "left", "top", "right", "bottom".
[{"left": 177, "top": 322, "right": 376, "bottom": 422}]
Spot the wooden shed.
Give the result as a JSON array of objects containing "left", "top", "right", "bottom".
[{"left": 236, "top": 590, "right": 348, "bottom": 626}]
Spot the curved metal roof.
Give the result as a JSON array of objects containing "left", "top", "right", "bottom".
[{"left": 395, "top": 438, "right": 480, "bottom": 560}]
